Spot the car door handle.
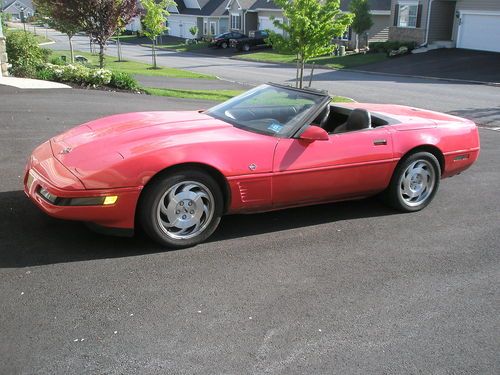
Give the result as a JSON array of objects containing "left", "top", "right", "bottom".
[{"left": 373, "top": 139, "right": 387, "bottom": 146}]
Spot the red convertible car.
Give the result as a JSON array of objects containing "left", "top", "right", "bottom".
[{"left": 24, "top": 84, "right": 480, "bottom": 248}]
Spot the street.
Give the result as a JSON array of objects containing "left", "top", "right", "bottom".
[{"left": 0, "top": 85, "right": 499, "bottom": 374}]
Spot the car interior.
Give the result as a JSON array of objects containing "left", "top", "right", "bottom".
[{"left": 312, "top": 105, "right": 397, "bottom": 134}]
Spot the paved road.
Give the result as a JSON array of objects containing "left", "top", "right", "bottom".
[
  {"left": 0, "top": 86, "right": 499, "bottom": 374},
  {"left": 29, "top": 25, "right": 500, "bottom": 127}
]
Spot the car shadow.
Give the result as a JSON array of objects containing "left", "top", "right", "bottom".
[{"left": 0, "top": 190, "right": 397, "bottom": 268}]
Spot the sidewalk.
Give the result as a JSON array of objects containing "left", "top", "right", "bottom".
[{"left": 0, "top": 77, "right": 71, "bottom": 89}]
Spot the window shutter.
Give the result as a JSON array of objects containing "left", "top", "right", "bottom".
[
  {"left": 348, "top": 27, "right": 352, "bottom": 40},
  {"left": 416, "top": 4, "right": 423, "bottom": 27},
  {"left": 393, "top": 4, "right": 399, "bottom": 26}
]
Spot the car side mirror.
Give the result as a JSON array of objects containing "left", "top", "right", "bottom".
[{"left": 299, "top": 125, "right": 329, "bottom": 142}]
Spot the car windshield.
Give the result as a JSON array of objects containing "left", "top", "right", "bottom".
[{"left": 205, "top": 84, "right": 328, "bottom": 137}]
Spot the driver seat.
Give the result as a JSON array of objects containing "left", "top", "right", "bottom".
[
  {"left": 312, "top": 105, "right": 330, "bottom": 129},
  {"left": 333, "top": 108, "right": 372, "bottom": 134}
]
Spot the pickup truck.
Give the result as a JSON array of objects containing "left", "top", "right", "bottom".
[{"left": 231, "top": 30, "right": 271, "bottom": 52}]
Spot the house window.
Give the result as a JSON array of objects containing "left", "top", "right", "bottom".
[
  {"left": 231, "top": 13, "right": 241, "bottom": 30},
  {"left": 203, "top": 21, "right": 208, "bottom": 35},
  {"left": 397, "top": 1, "right": 419, "bottom": 28},
  {"left": 210, "top": 21, "right": 217, "bottom": 36}
]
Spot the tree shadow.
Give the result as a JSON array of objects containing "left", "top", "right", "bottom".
[
  {"left": 447, "top": 107, "right": 500, "bottom": 127},
  {"left": 0, "top": 190, "right": 397, "bottom": 268}
]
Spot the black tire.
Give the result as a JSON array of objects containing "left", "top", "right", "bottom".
[
  {"left": 138, "top": 170, "right": 223, "bottom": 248},
  {"left": 383, "top": 152, "right": 441, "bottom": 212},
  {"left": 221, "top": 41, "right": 228, "bottom": 49}
]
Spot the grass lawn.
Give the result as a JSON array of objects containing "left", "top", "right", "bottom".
[
  {"left": 236, "top": 51, "right": 388, "bottom": 69},
  {"left": 34, "top": 33, "right": 51, "bottom": 44},
  {"left": 142, "top": 41, "right": 211, "bottom": 53},
  {"left": 144, "top": 88, "right": 244, "bottom": 101},
  {"left": 49, "top": 50, "right": 216, "bottom": 80},
  {"left": 144, "top": 87, "right": 354, "bottom": 102}
]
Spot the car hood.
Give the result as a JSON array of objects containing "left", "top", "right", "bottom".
[{"left": 50, "top": 111, "right": 237, "bottom": 187}]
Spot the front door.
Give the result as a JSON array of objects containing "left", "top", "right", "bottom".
[{"left": 272, "top": 128, "right": 395, "bottom": 208}]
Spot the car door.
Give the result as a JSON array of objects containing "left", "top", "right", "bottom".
[{"left": 272, "top": 127, "right": 395, "bottom": 208}]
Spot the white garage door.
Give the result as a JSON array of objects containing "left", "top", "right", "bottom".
[
  {"left": 457, "top": 13, "right": 500, "bottom": 52},
  {"left": 259, "top": 16, "right": 283, "bottom": 34}
]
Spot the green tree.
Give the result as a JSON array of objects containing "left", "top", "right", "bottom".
[
  {"left": 34, "top": 0, "right": 81, "bottom": 63},
  {"left": 141, "top": 0, "right": 174, "bottom": 69},
  {"left": 349, "top": 0, "right": 373, "bottom": 51},
  {"left": 74, "top": 0, "right": 138, "bottom": 68},
  {"left": 268, "top": 0, "right": 353, "bottom": 88}
]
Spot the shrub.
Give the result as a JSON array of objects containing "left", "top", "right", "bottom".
[
  {"left": 35, "top": 67, "right": 56, "bottom": 81},
  {"left": 109, "top": 72, "right": 140, "bottom": 91},
  {"left": 369, "top": 41, "right": 417, "bottom": 55},
  {"left": 5, "top": 30, "right": 49, "bottom": 77},
  {"left": 89, "top": 68, "right": 112, "bottom": 86}
]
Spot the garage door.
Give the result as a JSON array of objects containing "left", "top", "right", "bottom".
[
  {"left": 457, "top": 13, "right": 500, "bottom": 53},
  {"left": 258, "top": 17, "right": 283, "bottom": 34}
]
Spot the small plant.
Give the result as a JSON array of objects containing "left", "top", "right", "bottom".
[
  {"left": 110, "top": 72, "right": 140, "bottom": 91},
  {"left": 189, "top": 26, "right": 198, "bottom": 39}
]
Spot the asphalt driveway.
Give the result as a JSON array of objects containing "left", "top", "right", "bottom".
[
  {"left": 0, "top": 86, "right": 499, "bottom": 374},
  {"left": 358, "top": 49, "right": 500, "bottom": 84}
]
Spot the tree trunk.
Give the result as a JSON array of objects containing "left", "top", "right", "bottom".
[
  {"left": 117, "top": 35, "right": 122, "bottom": 62},
  {"left": 99, "top": 43, "right": 105, "bottom": 68},
  {"left": 68, "top": 35, "right": 74, "bottom": 64},
  {"left": 299, "top": 60, "right": 305, "bottom": 89},
  {"left": 295, "top": 54, "right": 300, "bottom": 88},
  {"left": 152, "top": 38, "right": 157, "bottom": 69}
]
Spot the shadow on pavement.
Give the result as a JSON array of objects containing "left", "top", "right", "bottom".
[{"left": 0, "top": 190, "right": 396, "bottom": 268}]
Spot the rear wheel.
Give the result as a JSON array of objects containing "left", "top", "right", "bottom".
[
  {"left": 221, "top": 41, "right": 228, "bottom": 49},
  {"left": 384, "top": 152, "right": 441, "bottom": 212},
  {"left": 139, "top": 170, "right": 223, "bottom": 248}
]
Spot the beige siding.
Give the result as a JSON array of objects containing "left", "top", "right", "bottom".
[
  {"left": 257, "top": 10, "right": 284, "bottom": 19},
  {"left": 369, "top": 14, "right": 391, "bottom": 41},
  {"left": 428, "top": 1, "right": 456, "bottom": 42}
]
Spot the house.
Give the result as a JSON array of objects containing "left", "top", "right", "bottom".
[
  {"left": 167, "top": 0, "right": 231, "bottom": 39},
  {"left": 389, "top": 0, "right": 500, "bottom": 53},
  {"left": 339, "top": 0, "right": 392, "bottom": 49},
  {"left": 2, "top": 0, "right": 35, "bottom": 21},
  {"left": 226, "top": 0, "right": 284, "bottom": 35}
]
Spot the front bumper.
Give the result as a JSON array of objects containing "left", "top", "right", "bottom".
[{"left": 24, "top": 141, "right": 142, "bottom": 230}]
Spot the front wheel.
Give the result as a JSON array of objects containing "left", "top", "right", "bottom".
[
  {"left": 383, "top": 152, "right": 441, "bottom": 212},
  {"left": 138, "top": 170, "right": 223, "bottom": 248},
  {"left": 221, "top": 41, "right": 228, "bottom": 49},
  {"left": 243, "top": 43, "right": 250, "bottom": 52}
]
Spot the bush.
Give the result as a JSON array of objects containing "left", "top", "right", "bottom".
[
  {"left": 5, "top": 30, "right": 50, "bottom": 77},
  {"left": 110, "top": 72, "right": 140, "bottom": 91},
  {"left": 369, "top": 41, "right": 417, "bottom": 55}
]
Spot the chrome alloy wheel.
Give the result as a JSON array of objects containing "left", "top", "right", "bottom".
[
  {"left": 398, "top": 160, "right": 436, "bottom": 207},
  {"left": 156, "top": 181, "right": 215, "bottom": 240}
]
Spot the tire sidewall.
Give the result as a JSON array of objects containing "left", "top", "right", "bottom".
[
  {"left": 388, "top": 152, "right": 441, "bottom": 212},
  {"left": 139, "top": 170, "right": 223, "bottom": 248}
]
